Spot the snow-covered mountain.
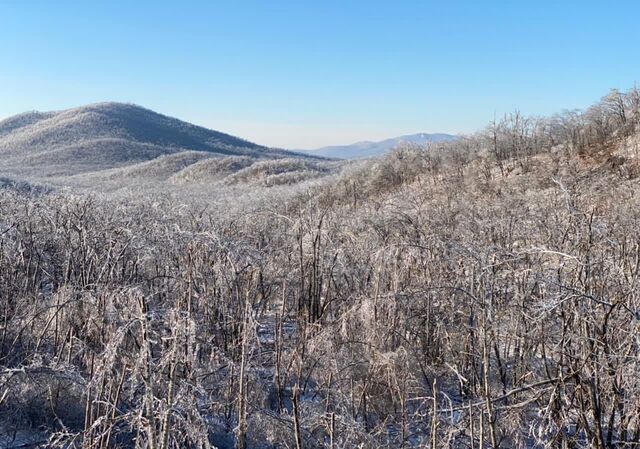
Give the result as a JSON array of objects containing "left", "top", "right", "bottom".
[{"left": 0, "top": 102, "right": 301, "bottom": 177}]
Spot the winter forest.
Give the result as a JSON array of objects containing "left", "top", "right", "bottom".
[{"left": 1, "top": 87, "right": 640, "bottom": 448}]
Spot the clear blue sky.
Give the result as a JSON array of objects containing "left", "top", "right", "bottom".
[{"left": 1, "top": 1, "right": 639, "bottom": 149}]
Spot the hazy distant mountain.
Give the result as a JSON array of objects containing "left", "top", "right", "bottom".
[
  {"left": 0, "top": 102, "right": 300, "bottom": 178},
  {"left": 300, "top": 133, "right": 457, "bottom": 159}
]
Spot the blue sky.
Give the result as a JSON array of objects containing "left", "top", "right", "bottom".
[{"left": 1, "top": 1, "right": 639, "bottom": 149}]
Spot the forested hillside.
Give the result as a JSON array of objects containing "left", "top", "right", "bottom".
[
  {"left": 1, "top": 88, "right": 640, "bottom": 448},
  {"left": 0, "top": 103, "right": 311, "bottom": 180}
]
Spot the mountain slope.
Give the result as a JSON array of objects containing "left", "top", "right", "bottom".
[
  {"left": 0, "top": 102, "right": 298, "bottom": 178},
  {"left": 300, "top": 132, "right": 457, "bottom": 159},
  {"left": 0, "top": 111, "right": 57, "bottom": 137}
]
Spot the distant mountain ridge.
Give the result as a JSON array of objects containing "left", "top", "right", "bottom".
[
  {"left": 0, "top": 102, "right": 300, "bottom": 177},
  {"left": 300, "top": 132, "right": 457, "bottom": 159}
]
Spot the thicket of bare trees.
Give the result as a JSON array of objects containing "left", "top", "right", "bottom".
[{"left": 1, "top": 87, "right": 640, "bottom": 448}]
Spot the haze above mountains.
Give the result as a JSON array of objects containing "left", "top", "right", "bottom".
[{"left": 299, "top": 132, "right": 456, "bottom": 159}]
